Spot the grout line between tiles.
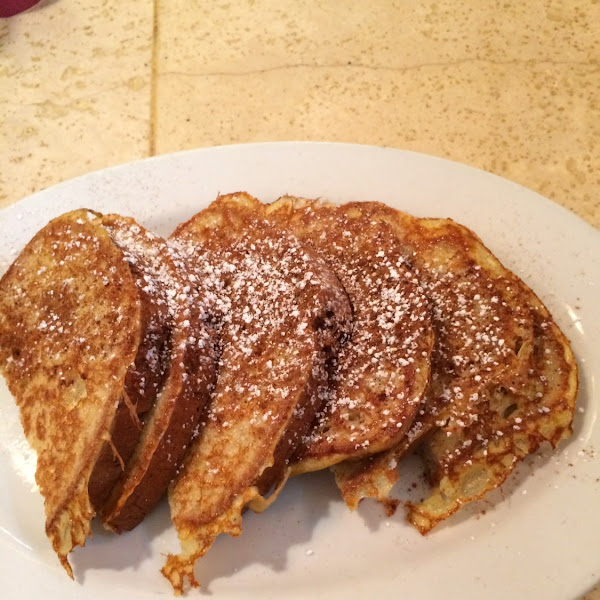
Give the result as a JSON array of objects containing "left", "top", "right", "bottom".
[{"left": 149, "top": 0, "right": 159, "bottom": 157}]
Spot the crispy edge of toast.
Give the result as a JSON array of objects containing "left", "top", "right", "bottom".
[
  {"left": 162, "top": 193, "right": 352, "bottom": 593},
  {"left": 333, "top": 212, "right": 577, "bottom": 532},
  {"left": 0, "top": 209, "right": 143, "bottom": 575},
  {"left": 100, "top": 222, "right": 218, "bottom": 531},
  {"left": 405, "top": 287, "right": 578, "bottom": 534},
  {"left": 266, "top": 196, "right": 434, "bottom": 472},
  {"left": 88, "top": 217, "right": 173, "bottom": 512}
]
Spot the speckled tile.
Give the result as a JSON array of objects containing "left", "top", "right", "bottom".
[
  {"left": 0, "top": 0, "right": 153, "bottom": 208},
  {"left": 154, "top": 0, "right": 600, "bottom": 229}
]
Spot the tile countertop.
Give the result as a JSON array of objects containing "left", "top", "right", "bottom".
[
  {"left": 0, "top": 0, "right": 599, "bottom": 598},
  {"left": 1, "top": 0, "right": 599, "bottom": 229}
]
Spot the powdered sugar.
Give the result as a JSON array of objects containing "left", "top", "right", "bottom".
[
  {"left": 168, "top": 195, "right": 351, "bottom": 527},
  {"left": 267, "top": 201, "right": 433, "bottom": 461}
]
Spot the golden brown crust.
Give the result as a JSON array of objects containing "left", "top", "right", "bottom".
[
  {"left": 333, "top": 209, "right": 577, "bottom": 533},
  {"left": 266, "top": 198, "right": 434, "bottom": 472},
  {"left": 362, "top": 207, "right": 535, "bottom": 439},
  {"left": 88, "top": 216, "right": 173, "bottom": 511},
  {"left": 406, "top": 285, "right": 578, "bottom": 533},
  {"left": 88, "top": 392, "right": 140, "bottom": 510},
  {"left": 1, "top": 196, "right": 578, "bottom": 584},
  {"left": 0, "top": 209, "right": 142, "bottom": 574},
  {"left": 122, "top": 259, "right": 171, "bottom": 416},
  {"left": 163, "top": 193, "right": 352, "bottom": 593},
  {"left": 253, "top": 356, "right": 329, "bottom": 496},
  {"left": 98, "top": 215, "right": 218, "bottom": 533}
]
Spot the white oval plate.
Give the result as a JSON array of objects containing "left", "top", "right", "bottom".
[{"left": 1, "top": 142, "right": 598, "bottom": 600}]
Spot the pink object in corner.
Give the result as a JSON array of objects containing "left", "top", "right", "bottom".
[{"left": 0, "top": 0, "right": 43, "bottom": 18}]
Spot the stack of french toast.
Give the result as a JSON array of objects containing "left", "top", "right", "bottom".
[{"left": 0, "top": 192, "right": 578, "bottom": 595}]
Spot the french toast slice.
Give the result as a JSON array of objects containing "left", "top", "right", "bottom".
[
  {"left": 162, "top": 193, "right": 352, "bottom": 594},
  {"left": 98, "top": 215, "right": 218, "bottom": 533},
  {"left": 333, "top": 208, "right": 540, "bottom": 517},
  {"left": 336, "top": 209, "right": 578, "bottom": 533},
  {"left": 0, "top": 210, "right": 143, "bottom": 576},
  {"left": 265, "top": 197, "right": 434, "bottom": 473},
  {"left": 87, "top": 215, "right": 173, "bottom": 512},
  {"left": 405, "top": 285, "right": 578, "bottom": 533}
]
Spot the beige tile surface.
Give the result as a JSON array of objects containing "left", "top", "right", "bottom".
[
  {"left": 0, "top": 0, "right": 153, "bottom": 208},
  {"left": 154, "top": 0, "right": 600, "bottom": 228}
]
